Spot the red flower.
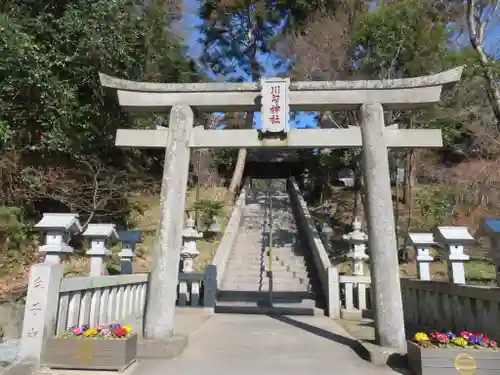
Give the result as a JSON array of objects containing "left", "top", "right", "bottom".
[
  {"left": 114, "top": 328, "right": 127, "bottom": 337},
  {"left": 40, "top": 135, "right": 45, "bottom": 140}
]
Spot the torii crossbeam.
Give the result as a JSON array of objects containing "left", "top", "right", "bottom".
[{"left": 100, "top": 67, "right": 464, "bottom": 353}]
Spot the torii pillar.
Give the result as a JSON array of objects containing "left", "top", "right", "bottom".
[{"left": 360, "top": 103, "right": 404, "bottom": 349}]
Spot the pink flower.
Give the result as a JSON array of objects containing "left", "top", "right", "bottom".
[
  {"left": 40, "top": 135, "right": 45, "bottom": 140},
  {"left": 460, "top": 331, "right": 472, "bottom": 339},
  {"left": 72, "top": 327, "right": 83, "bottom": 335},
  {"left": 101, "top": 328, "right": 111, "bottom": 337},
  {"left": 490, "top": 340, "right": 497, "bottom": 348},
  {"left": 97, "top": 324, "right": 106, "bottom": 330},
  {"left": 437, "top": 333, "right": 449, "bottom": 343}
]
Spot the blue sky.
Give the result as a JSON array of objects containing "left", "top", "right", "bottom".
[{"left": 180, "top": 0, "right": 500, "bottom": 130}]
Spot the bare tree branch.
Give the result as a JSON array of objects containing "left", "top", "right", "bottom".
[{"left": 467, "top": 0, "right": 500, "bottom": 123}]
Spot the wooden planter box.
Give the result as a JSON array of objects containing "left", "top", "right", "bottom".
[
  {"left": 42, "top": 334, "right": 137, "bottom": 372},
  {"left": 408, "top": 340, "right": 500, "bottom": 375}
]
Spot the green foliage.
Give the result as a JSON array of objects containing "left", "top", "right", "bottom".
[
  {"left": 0, "top": 206, "right": 25, "bottom": 250},
  {"left": 1, "top": 0, "right": 198, "bottom": 155},
  {"left": 211, "top": 149, "right": 238, "bottom": 179},
  {"left": 415, "top": 186, "right": 455, "bottom": 225},
  {"left": 192, "top": 199, "right": 224, "bottom": 229},
  {"left": 354, "top": 0, "right": 449, "bottom": 78}
]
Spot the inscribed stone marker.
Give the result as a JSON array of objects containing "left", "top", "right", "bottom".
[{"left": 260, "top": 77, "right": 290, "bottom": 134}]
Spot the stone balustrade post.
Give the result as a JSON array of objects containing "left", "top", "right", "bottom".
[
  {"left": 34, "top": 213, "right": 82, "bottom": 264},
  {"left": 434, "top": 226, "right": 473, "bottom": 284},
  {"left": 20, "top": 263, "right": 65, "bottom": 362},
  {"left": 342, "top": 217, "right": 369, "bottom": 276},
  {"left": 117, "top": 230, "right": 142, "bottom": 275},
  {"left": 407, "top": 233, "right": 435, "bottom": 281},
  {"left": 475, "top": 218, "right": 500, "bottom": 286},
  {"left": 83, "top": 224, "right": 118, "bottom": 277}
]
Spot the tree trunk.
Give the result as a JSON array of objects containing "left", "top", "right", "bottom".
[
  {"left": 403, "top": 150, "right": 417, "bottom": 206},
  {"left": 225, "top": 148, "right": 247, "bottom": 202},
  {"left": 354, "top": 154, "right": 366, "bottom": 227},
  {"left": 225, "top": 13, "right": 258, "bottom": 203}
]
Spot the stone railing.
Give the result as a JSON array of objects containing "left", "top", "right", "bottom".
[
  {"left": 288, "top": 178, "right": 340, "bottom": 318},
  {"left": 339, "top": 275, "right": 373, "bottom": 320},
  {"left": 19, "top": 263, "right": 148, "bottom": 363},
  {"left": 401, "top": 278, "right": 500, "bottom": 341},
  {"left": 55, "top": 274, "right": 148, "bottom": 334},
  {"left": 211, "top": 187, "right": 246, "bottom": 290},
  {"left": 177, "top": 266, "right": 217, "bottom": 308}
]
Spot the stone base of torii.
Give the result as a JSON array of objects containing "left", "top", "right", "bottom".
[{"left": 99, "top": 67, "right": 464, "bottom": 353}]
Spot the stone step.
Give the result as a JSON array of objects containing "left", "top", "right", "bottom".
[
  {"left": 227, "top": 258, "right": 309, "bottom": 272},
  {"left": 220, "top": 282, "right": 312, "bottom": 293},
  {"left": 275, "top": 257, "right": 308, "bottom": 267},
  {"left": 225, "top": 269, "right": 309, "bottom": 280},
  {"left": 224, "top": 273, "right": 309, "bottom": 285},
  {"left": 225, "top": 265, "right": 309, "bottom": 279},
  {"left": 229, "top": 252, "right": 305, "bottom": 262},
  {"left": 217, "top": 289, "right": 315, "bottom": 302},
  {"left": 214, "top": 300, "right": 319, "bottom": 316}
]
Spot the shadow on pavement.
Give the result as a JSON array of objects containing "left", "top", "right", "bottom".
[
  {"left": 267, "top": 314, "right": 371, "bottom": 361},
  {"left": 268, "top": 315, "right": 411, "bottom": 374}
]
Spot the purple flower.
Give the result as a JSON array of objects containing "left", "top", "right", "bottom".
[
  {"left": 81, "top": 324, "right": 90, "bottom": 331},
  {"left": 447, "top": 332, "right": 456, "bottom": 339},
  {"left": 468, "top": 335, "right": 482, "bottom": 345},
  {"left": 109, "top": 323, "right": 121, "bottom": 330}
]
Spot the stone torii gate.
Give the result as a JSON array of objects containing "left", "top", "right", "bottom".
[{"left": 99, "top": 68, "right": 463, "bottom": 352}]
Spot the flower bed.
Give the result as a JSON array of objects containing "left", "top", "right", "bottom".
[
  {"left": 408, "top": 331, "right": 499, "bottom": 375},
  {"left": 58, "top": 323, "right": 133, "bottom": 339},
  {"left": 42, "top": 323, "right": 137, "bottom": 371}
]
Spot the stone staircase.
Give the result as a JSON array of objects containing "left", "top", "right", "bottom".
[{"left": 215, "top": 188, "right": 322, "bottom": 315}]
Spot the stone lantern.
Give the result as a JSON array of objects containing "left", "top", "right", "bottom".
[
  {"left": 434, "top": 226, "right": 473, "bottom": 284},
  {"left": 181, "top": 214, "right": 202, "bottom": 273},
  {"left": 342, "top": 217, "right": 369, "bottom": 276},
  {"left": 117, "top": 230, "right": 142, "bottom": 275},
  {"left": 208, "top": 216, "right": 221, "bottom": 233},
  {"left": 407, "top": 232, "right": 435, "bottom": 281},
  {"left": 83, "top": 224, "right": 118, "bottom": 277},
  {"left": 34, "top": 213, "right": 82, "bottom": 264}
]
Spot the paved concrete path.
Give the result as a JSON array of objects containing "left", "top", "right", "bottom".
[{"left": 136, "top": 314, "right": 402, "bottom": 375}]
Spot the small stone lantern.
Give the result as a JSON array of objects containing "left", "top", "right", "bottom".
[
  {"left": 342, "top": 217, "right": 369, "bottom": 276},
  {"left": 407, "top": 233, "right": 435, "bottom": 281},
  {"left": 181, "top": 215, "right": 202, "bottom": 273},
  {"left": 83, "top": 224, "right": 118, "bottom": 277},
  {"left": 321, "top": 220, "right": 334, "bottom": 237},
  {"left": 34, "top": 213, "right": 82, "bottom": 264},
  {"left": 475, "top": 218, "right": 500, "bottom": 286},
  {"left": 434, "top": 226, "right": 474, "bottom": 284},
  {"left": 117, "top": 231, "right": 142, "bottom": 275},
  {"left": 208, "top": 216, "right": 221, "bottom": 233}
]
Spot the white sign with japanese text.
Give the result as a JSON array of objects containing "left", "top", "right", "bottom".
[{"left": 260, "top": 77, "right": 290, "bottom": 133}]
